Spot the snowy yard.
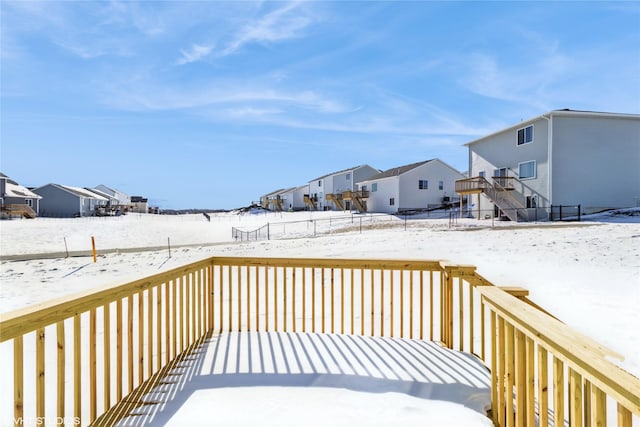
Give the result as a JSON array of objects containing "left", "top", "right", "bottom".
[{"left": 1, "top": 210, "right": 638, "bottom": 426}]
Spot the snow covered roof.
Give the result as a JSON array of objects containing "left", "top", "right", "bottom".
[
  {"left": 87, "top": 187, "right": 116, "bottom": 200},
  {"left": 4, "top": 182, "right": 42, "bottom": 199},
  {"left": 41, "top": 184, "right": 110, "bottom": 201},
  {"left": 263, "top": 188, "right": 285, "bottom": 198}
]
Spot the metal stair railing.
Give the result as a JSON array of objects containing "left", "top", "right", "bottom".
[{"left": 490, "top": 178, "right": 528, "bottom": 222}]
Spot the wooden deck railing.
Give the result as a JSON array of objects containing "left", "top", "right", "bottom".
[{"left": 1, "top": 257, "right": 638, "bottom": 426}]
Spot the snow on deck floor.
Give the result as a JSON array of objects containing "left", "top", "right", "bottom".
[{"left": 107, "top": 332, "right": 492, "bottom": 426}]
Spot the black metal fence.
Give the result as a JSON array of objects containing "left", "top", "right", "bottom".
[{"left": 550, "top": 205, "right": 581, "bottom": 222}]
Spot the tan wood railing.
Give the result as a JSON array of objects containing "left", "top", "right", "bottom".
[
  {"left": 0, "top": 257, "right": 638, "bottom": 426},
  {"left": 1, "top": 204, "right": 37, "bottom": 218}
]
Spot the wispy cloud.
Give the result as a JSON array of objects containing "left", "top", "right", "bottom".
[
  {"left": 218, "top": 2, "right": 314, "bottom": 57},
  {"left": 176, "top": 44, "right": 214, "bottom": 65}
]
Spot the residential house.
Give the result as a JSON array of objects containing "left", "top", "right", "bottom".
[
  {"left": 278, "top": 185, "right": 309, "bottom": 211},
  {"left": 456, "top": 109, "right": 640, "bottom": 221},
  {"left": 33, "top": 184, "right": 109, "bottom": 217},
  {"left": 260, "top": 188, "right": 285, "bottom": 211},
  {"left": 307, "top": 165, "right": 380, "bottom": 211},
  {"left": 357, "top": 159, "right": 465, "bottom": 214},
  {"left": 130, "top": 196, "right": 150, "bottom": 214},
  {"left": 0, "top": 173, "right": 41, "bottom": 218},
  {"left": 94, "top": 185, "right": 132, "bottom": 208}
]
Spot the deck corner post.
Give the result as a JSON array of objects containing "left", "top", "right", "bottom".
[{"left": 440, "top": 265, "right": 454, "bottom": 349}]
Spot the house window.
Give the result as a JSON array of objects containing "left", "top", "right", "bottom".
[
  {"left": 346, "top": 174, "right": 351, "bottom": 181},
  {"left": 372, "top": 183, "right": 378, "bottom": 192},
  {"left": 389, "top": 198, "right": 395, "bottom": 206},
  {"left": 519, "top": 160, "right": 536, "bottom": 179},
  {"left": 438, "top": 181, "right": 444, "bottom": 190},
  {"left": 494, "top": 167, "right": 508, "bottom": 177},
  {"left": 361, "top": 185, "right": 367, "bottom": 191},
  {"left": 418, "top": 180, "right": 428, "bottom": 189},
  {"left": 318, "top": 180, "right": 322, "bottom": 187},
  {"left": 479, "top": 171, "right": 486, "bottom": 178},
  {"left": 25, "top": 199, "right": 33, "bottom": 207},
  {"left": 517, "top": 125, "right": 534, "bottom": 145},
  {"left": 526, "top": 195, "right": 537, "bottom": 208}
]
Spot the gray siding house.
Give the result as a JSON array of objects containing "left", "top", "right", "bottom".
[
  {"left": 33, "top": 184, "right": 109, "bottom": 217},
  {"left": 458, "top": 110, "right": 640, "bottom": 220}
]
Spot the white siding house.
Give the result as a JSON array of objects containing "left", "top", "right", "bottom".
[
  {"left": 308, "top": 165, "right": 379, "bottom": 211},
  {"left": 94, "top": 185, "right": 131, "bottom": 207},
  {"left": 459, "top": 110, "right": 640, "bottom": 220},
  {"left": 358, "top": 159, "right": 464, "bottom": 214},
  {"left": 279, "top": 185, "right": 309, "bottom": 211}
]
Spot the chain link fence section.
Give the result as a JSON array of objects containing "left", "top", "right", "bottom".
[{"left": 231, "top": 213, "right": 410, "bottom": 241}]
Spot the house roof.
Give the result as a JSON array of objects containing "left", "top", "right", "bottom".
[
  {"left": 263, "top": 188, "right": 285, "bottom": 198},
  {"left": 310, "top": 165, "right": 376, "bottom": 182},
  {"left": 4, "top": 182, "right": 42, "bottom": 199},
  {"left": 465, "top": 109, "right": 640, "bottom": 146},
  {"left": 87, "top": 187, "right": 115, "bottom": 200},
  {"left": 36, "top": 183, "right": 110, "bottom": 201},
  {"left": 63, "top": 185, "right": 109, "bottom": 201},
  {"left": 362, "top": 160, "right": 434, "bottom": 181},
  {"left": 0, "top": 172, "right": 19, "bottom": 186},
  {"left": 277, "top": 186, "right": 299, "bottom": 195},
  {"left": 95, "top": 184, "right": 129, "bottom": 197}
]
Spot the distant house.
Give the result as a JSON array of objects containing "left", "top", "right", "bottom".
[
  {"left": 357, "top": 159, "right": 465, "bottom": 214},
  {"left": 33, "top": 184, "right": 109, "bottom": 217},
  {"left": 130, "top": 196, "right": 149, "bottom": 214},
  {"left": 307, "top": 165, "right": 380, "bottom": 211},
  {"left": 94, "top": 184, "right": 131, "bottom": 207},
  {"left": 260, "top": 188, "right": 285, "bottom": 211},
  {"left": 0, "top": 173, "right": 42, "bottom": 218},
  {"left": 280, "top": 185, "right": 309, "bottom": 211},
  {"left": 264, "top": 185, "right": 309, "bottom": 212},
  {"left": 457, "top": 109, "right": 640, "bottom": 221}
]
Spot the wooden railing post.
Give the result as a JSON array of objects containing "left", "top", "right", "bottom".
[{"left": 441, "top": 266, "right": 453, "bottom": 348}]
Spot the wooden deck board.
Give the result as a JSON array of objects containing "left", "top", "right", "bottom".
[{"left": 92, "top": 331, "right": 491, "bottom": 426}]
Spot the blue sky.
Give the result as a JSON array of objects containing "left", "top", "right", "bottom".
[{"left": 2, "top": 1, "right": 639, "bottom": 209}]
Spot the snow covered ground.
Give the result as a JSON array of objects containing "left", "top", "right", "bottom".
[{"left": 1, "top": 209, "right": 639, "bottom": 426}]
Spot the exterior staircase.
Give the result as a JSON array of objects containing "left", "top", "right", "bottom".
[
  {"left": 271, "top": 197, "right": 284, "bottom": 212},
  {"left": 303, "top": 194, "right": 318, "bottom": 210},
  {"left": 1, "top": 204, "right": 37, "bottom": 218},
  {"left": 456, "top": 177, "right": 529, "bottom": 222},
  {"left": 326, "top": 193, "right": 345, "bottom": 210},
  {"left": 342, "top": 190, "right": 369, "bottom": 213}
]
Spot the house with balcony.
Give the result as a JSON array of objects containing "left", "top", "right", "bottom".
[
  {"left": 307, "top": 165, "right": 379, "bottom": 211},
  {"left": 0, "top": 173, "right": 41, "bottom": 218},
  {"left": 456, "top": 110, "right": 640, "bottom": 221},
  {"left": 260, "top": 188, "right": 285, "bottom": 211},
  {"left": 357, "top": 159, "right": 465, "bottom": 214}
]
